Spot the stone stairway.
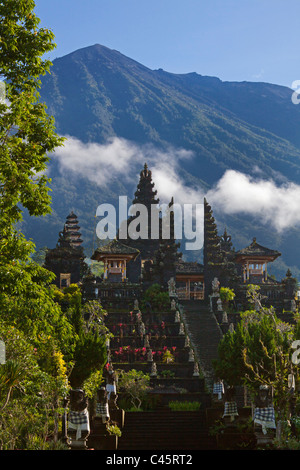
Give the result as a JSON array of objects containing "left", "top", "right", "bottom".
[
  {"left": 180, "top": 300, "right": 223, "bottom": 392},
  {"left": 105, "top": 306, "right": 208, "bottom": 397},
  {"left": 93, "top": 302, "right": 223, "bottom": 451},
  {"left": 117, "top": 410, "right": 217, "bottom": 450}
]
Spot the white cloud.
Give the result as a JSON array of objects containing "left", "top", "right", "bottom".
[
  {"left": 52, "top": 136, "right": 142, "bottom": 186},
  {"left": 207, "top": 169, "right": 300, "bottom": 232},
  {"left": 52, "top": 135, "right": 194, "bottom": 194},
  {"left": 151, "top": 162, "right": 203, "bottom": 205},
  {"left": 52, "top": 136, "right": 300, "bottom": 233}
]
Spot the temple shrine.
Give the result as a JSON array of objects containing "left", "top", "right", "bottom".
[
  {"left": 91, "top": 239, "right": 140, "bottom": 283},
  {"left": 43, "top": 211, "right": 87, "bottom": 288},
  {"left": 175, "top": 261, "right": 204, "bottom": 300},
  {"left": 235, "top": 237, "right": 281, "bottom": 284}
]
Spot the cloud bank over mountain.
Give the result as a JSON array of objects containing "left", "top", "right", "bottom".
[
  {"left": 52, "top": 135, "right": 194, "bottom": 189},
  {"left": 207, "top": 170, "right": 300, "bottom": 232},
  {"left": 52, "top": 136, "right": 300, "bottom": 233}
]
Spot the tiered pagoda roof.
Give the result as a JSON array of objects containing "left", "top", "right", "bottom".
[
  {"left": 235, "top": 238, "right": 281, "bottom": 262},
  {"left": 91, "top": 239, "right": 140, "bottom": 261},
  {"left": 63, "top": 211, "right": 83, "bottom": 247},
  {"left": 176, "top": 261, "right": 204, "bottom": 275},
  {"left": 133, "top": 162, "right": 159, "bottom": 208}
]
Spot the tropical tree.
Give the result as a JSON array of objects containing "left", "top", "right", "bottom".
[
  {"left": 0, "top": 1, "right": 76, "bottom": 448},
  {"left": 0, "top": 323, "right": 70, "bottom": 449},
  {"left": 0, "top": 0, "right": 64, "bottom": 239},
  {"left": 0, "top": 0, "right": 71, "bottom": 350},
  {"left": 141, "top": 283, "right": 170, "bottom": 311},
  {"left": 52, "top": 286, "right": 109, "bottom": 388}
]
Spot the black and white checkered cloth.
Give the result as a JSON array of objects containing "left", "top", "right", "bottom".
[
  {"left": 213, "top": 381, "right": 224, "bottom": 399},
  {"left": 96, "top": 403, "right": 109, "bottom": 416},
  {"left": 254, "top": 406, "right": 275, "bottom": 423},
  {"left": 254, "top": 406, "right": 276, "bottom": 434},
  {"left": 223, "top": 401, "right": 238, "bottom": 417},
  {"left": 68, "top": 408, "right": 90, "bottom": 440},
  {"left": 69, "top": 409, "right": 89, "bottom": 426}
]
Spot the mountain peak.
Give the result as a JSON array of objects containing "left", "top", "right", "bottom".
[{"left": 53, "top": 43, "right": 151, "bottom": 74}]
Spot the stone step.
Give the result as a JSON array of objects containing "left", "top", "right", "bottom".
[
  {"left": 180, "top": 301, "right": 223, "bottom": 391},
  {"left": 110, "top": 351, "right": 196, "bottom": 364},
  {"left": 122, "top": 409, "right": 206, "bottom": 418},
  {"left": 110, "top": 335, "right": 187, "bottom": 349},
  {"left": 116, "top": 411, "right": 216, "bottom": 450},
  {"left": 118, "top": 436, "right": 216, "bottom": 450}
]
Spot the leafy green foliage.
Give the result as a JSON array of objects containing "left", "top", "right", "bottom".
[
  {"left": 213, "top": 287, "right": 298, "bottom": 424},
  {"left": 31, "top": 246, "right": 48, "bottom": 266},
  {"left": 106, "top": 423, "right": 122, "bottom": 437},
  {"left": 162, "top": 349, "right": 175, "bottom": 363},
  {"left": 0, "top": 322, "right": 70, "bottom": 449},
  {"left": 168, "top": 401, "right": 201, "bottom": 411},
  {"left": 160, "top": 369, "right": 175, "bottom": 378},
  {"left": 117, "top": 369, "right": 150, "bottom": 409},
  {"left": 141, "top": 283, "right": 170, "bottom": 311},
  {"left": 82, "top": 369, "right": 104, "bottom": 399},
  {"left": 0, "top": 1, "right": 64, "bottom": 237},
  {"left": 0, "top": 263, "right": 76, "bottom": 360},
  {"left": 0, "top": 0, "right": 72, "bottom": 363},
  {"left": 219, "top": 287, "right": 235, "bottom": 304},
  {"left": 51, "top": 285, "right": 109, "bottom": 387},
  {"left": 0, "top": 2, "right": 108, "bottom": 449}
]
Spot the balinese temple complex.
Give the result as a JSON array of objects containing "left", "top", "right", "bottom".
[
  {"left": 42, "top": 163, "right": 299, "bottom": 451},
  {"left": 44, "top": 163, "right": 298, "bottom": 312}
]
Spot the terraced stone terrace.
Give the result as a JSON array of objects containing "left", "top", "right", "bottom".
[
  {"left": 104, "top": 304, "right": 209, "bottom": 399},
  {"left": 87, "top": 299, "right": 256, "bottom": 450}
]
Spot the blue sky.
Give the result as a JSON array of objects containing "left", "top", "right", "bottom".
[{"left": 34, "top": 0, "right": 300, "bottom": 88}]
